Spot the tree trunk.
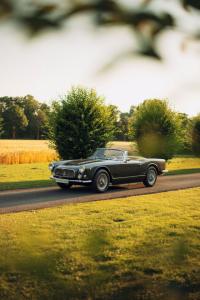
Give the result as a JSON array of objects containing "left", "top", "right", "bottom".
[
  {"left": 37, "top": 126, "right": 40, "bottom": 139},
  {"left": 12, "top": 126, "right": 16, "bottom": 139}
]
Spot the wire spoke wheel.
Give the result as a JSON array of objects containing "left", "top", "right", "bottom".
[
  {"left": 97, "top": 173, "right": 108, "bottom": 191},
  {"left": 147, "top": 169, "right": 157, "bottom": 185},
  {"left": 143, "top": 167, "right": 157, "bottom": 187},
  {"left": 93, "top": 170, "right": 110, "bottom": 192}
]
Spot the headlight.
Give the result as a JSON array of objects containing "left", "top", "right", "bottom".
[
  {"left": 78, "top": 166, "right": 85, "bottom": 174},
  {"left": 49, "top": 162, "right": 55, "bottom": 171}
]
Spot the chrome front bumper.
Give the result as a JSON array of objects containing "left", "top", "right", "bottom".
[{"left": 50, "top": 176, "right": 92, "bottom": 184}]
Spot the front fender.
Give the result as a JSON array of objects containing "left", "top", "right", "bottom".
[{"left": 89, "top": 166, "right": 112, "bottom": 181}]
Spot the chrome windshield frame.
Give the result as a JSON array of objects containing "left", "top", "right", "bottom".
[{"left": 90, "top": 148, "right": 127, "bottom": 161}]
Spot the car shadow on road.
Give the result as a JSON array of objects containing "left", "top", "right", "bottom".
[
  {"left": 0, "top": 181, "right": 146, "bottom": 198},
  {"left": 61, "top": 182, "right": 145, "bottom": 195}
]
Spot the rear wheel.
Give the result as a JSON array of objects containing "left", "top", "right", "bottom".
[
  {"left": 143, "top": 167, "right": 157, "bottom": 187},
  {"left": 57, "top": 182, "right": 73, "bottom": 189},
  {"left": 92, "top": 170, "right": 110, "bottom": 192}
]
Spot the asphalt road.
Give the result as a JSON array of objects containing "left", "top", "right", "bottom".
[{"left": 0, "top": 173, "right": 200, "bottom": 214}]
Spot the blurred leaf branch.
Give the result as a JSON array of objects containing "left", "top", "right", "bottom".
[{"left": 0, "top": 0, "right": 200, "bottom": 59}]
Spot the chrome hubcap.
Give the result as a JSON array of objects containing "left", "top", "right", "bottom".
[
  {"left": 147, "top": 169, "right": 156, "bottom": 185},
  {"left": 97, "top": 173, "right": 108, "bottom": 191}
]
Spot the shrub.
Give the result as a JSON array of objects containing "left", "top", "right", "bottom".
[
  {"left": 192, "top": 114, "right": 200, "bottom": 156},
  {"left": 176, "top": 113, "right": 192, "bottom": 155},
  {"left": 50, "top": 87, "right": 116, "bottom": 159},
  {"left": 129, "top": 99, "right": 181, "bottom": 160}
]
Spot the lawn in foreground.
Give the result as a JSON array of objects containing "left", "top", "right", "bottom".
[
  {"left": 0, "top": 188, "right": 200, "bottom": 300},
  {"left": 1, "top": 156, "right": 200, "bottom": 191}
]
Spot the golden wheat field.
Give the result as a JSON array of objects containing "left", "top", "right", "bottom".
[
  {"left": 0, "top": 140, "right": 58, "bottom": 164},
  {"left": 0, "top": 140, "right": 137, "bottom": 164}
]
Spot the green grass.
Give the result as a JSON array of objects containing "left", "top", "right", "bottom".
[
  {"left": 0, "top": 163, "right": 55, "bottom": 190},
  {"left": 0, "top": 157, "right": 200, "bottom": 191},
  {"left": 0, "top": 188, "right": 200, "bottom": 299},
  {"left": 166, "top": 156, "right": 200, "bottom": 175}
]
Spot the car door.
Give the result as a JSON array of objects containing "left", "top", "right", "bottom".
[
  {"left": 124, "top": 159, "right": 142, "bottom": 177},
  {"left": 110, "top": 159, "right": 142, "bottom": 181}
]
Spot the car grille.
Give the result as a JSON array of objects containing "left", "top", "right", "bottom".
[{"left": 54, "top": 168, "right": 75, "bottom": 179}]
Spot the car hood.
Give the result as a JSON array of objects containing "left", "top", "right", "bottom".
[{"left": 59, "top": 158, "right": 103, "bottom": 167}]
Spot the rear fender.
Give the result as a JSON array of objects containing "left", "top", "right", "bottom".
[{"left": 147, "top": 163, "right": 161, "bottom": 175}]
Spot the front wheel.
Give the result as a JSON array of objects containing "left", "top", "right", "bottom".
[
  {"left": 57, "top": 182, "right": 73, "bottom": 190},
  {"left": 92, "top": 170, "right": 110, "bottom": 193},
  {"left": 143, "top": 167, "right": 157, "bottom": 187}
]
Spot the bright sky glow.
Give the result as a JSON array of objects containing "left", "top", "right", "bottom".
[{"left": 0, "top": 8, "right": 200, "bottom": 116}]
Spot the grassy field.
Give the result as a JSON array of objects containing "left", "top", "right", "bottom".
[
  {"left": 0, "top": 157, "right": 200, "bottom": 191},
  {"left": 0, "top": 188, "right": 199, "bottom": 299},
  {"left": 0, "top": 140, "right": 58, "bottom": 164},
  {"left": 167, "top": 156, "right": 200, "bottom": 175}
]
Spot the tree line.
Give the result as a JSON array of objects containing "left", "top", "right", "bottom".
[
  {"left": 0, "top": 94, "right": 132, "bottom": 141},
  {"left": 0, "top": 95, "right": 50, "bottom": 139},
  {"left": 0, "top": 87, "right": 200, "bottom": 159}
]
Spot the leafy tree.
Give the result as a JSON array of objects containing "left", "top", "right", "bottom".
[
  {"left": 129, "top": 99, "right": 181, "bottom": 160},
  {"left": 0, "top": 95, "right": 50, "bottom": 139},
  {"left": 0, "top": 101, "right": 4, "bottom": 137},
  {"left": 108, "top": 105, "right": 121, "bottom": 141},
  {"left": 0, "top": 115, "right": 3, "bottom": 137},
  {"left": 38, "top": 103, "right": 51, "bottom": 139},
  {"left": 3, "top": 104, "right": 28, "bottom": 139},
  {"left": 22, "top": 96, "right": 50, "bottom": 139},
  {"left": 192, "top": 114, "right": 200, "bottom": 156},
  {"left": 177, "top": 113, "right": 192, "bottom": 154},
  {"left": 115, "top": 112, "right": 130, "bottom": 141},
  {"left": 22, "top": 95, "right": 41, "bottom": 139},
  {"left": 50, "top": 86, "right": 116, "bottom": 159},
  {"left": 34, "top": 109, "right": 49, "bottom": 139}
]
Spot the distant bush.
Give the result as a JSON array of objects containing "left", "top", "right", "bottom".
[
  {"left": 192, "top": 114, "right": 200, "bottom": 156},
  {"left": 129, "top": 99, "right": 181, "bottom": 160},
  {"left": 50, "top": 87, "right": 116, "bottom": 159}
]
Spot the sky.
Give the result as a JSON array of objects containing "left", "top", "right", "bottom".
[{"left": 0, "top": 2, "right": 200, "bottom": 116}]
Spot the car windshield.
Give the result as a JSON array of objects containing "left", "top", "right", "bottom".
[{"left": 90, "top": 148, "right": 125, "bottom": 160}]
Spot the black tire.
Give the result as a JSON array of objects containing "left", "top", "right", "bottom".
[
  {"left": 143, "top": 167, "right": 157, "bottom": 187},
  {"left": 57, "top": 182, "right": 73, "bottom": 189},
  {"left": 92, "top": 169, "right": 110, "bottom": 193}
]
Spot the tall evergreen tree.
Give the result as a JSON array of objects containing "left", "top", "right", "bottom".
[{"left": 50, "top": 86, "right": 116, "bottom": 159}]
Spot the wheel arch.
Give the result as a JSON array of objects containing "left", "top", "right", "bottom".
[
  {"left": 146, "top": 163, "right": 160, "bottom": 175},
  {"left": 93, "top": 167, "right": 112, "bottom": 182}
]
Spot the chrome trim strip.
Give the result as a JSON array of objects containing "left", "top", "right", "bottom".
[
  {"left": 51, "top": 176, "right": 92, "bottom": 183},
  {"left": 68, "top": 180, "right": 92, "bottom": 183},
  {"left": 112, "top": 174, "right": 145, "bottom": 180}
]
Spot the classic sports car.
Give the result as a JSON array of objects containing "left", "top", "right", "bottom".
[{"left": 49, "top": 148, "right": 168, "bottom": 192}]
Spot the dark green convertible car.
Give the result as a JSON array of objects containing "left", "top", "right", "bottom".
[{"left": 49, "top": 148, "right": 168, "bottom": 192}]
